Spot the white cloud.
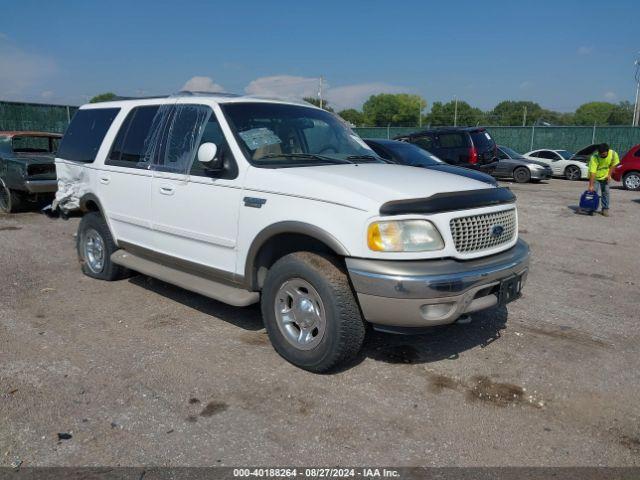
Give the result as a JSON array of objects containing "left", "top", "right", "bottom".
[
  {"left": 245, "top": 75, "right": 320, "bottom": 98},
  {"left": 519, "top": 81, "right": 534, "bottom": 90},
  {"left": 578, "top": 46, "right": 592, "bottom": 55},
  {"left": 182, "top": 76, "right": 225, "bottom": 93},
  {"left": 604, "top": 91, "right": 617, "bottom": 100},
  {"left": 0, "top": 35, "right": 56, "bottom": 98},
  {"left": 244, "top": 75, "right": 406, "bottom": 110},
  {"left": 40, "top": 90, "right": 54, "bottom": 99}
]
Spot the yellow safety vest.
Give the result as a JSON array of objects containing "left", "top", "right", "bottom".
[{"left": 588, "top": 150, "right": 619, "bottom": 181}]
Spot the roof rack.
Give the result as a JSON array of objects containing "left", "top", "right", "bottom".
[{"left": 172, "top": 91, "right": 241, "bottom": 98}]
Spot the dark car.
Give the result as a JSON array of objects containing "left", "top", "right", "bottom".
[
  {"left": 0, "top": 131, "right": 61, "bottom": 213},
  {"left": 364, "top": 138, "right": 497, "bottom": 186},
  {"left": 394, "top": 127, "right": 498, "bottom": 174},
  {"left": 495, "top": 145, "right": 553, "bottom": 183}
]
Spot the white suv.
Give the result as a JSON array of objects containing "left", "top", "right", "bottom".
[{"left": 53, "top": 93, "right": 529, "bottom": 372}]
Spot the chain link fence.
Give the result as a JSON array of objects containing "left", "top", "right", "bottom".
[
  {"left": 0, "top": 100, "right": 78, "bottom": 133},
  {"left": 353, "top": 126, "right": 640, "bottom": 155}
]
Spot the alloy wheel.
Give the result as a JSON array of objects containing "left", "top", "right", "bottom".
[{"left": 624, "top": 173, "right": 640, "bottom": 191}]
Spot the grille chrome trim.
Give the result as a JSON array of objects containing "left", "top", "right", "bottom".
[{"left": 450, "top": 209, "right": 516, "bottom": 253}]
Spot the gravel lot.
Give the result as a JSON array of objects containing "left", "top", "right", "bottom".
[{"left": 1, "top": 178, "right": 639, "bottom": 467}]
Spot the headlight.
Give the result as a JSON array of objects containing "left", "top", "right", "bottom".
[{"left": 367, "top": 220, "right": 444, "bottom": 252}]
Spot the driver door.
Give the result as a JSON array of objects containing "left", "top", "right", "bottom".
[{"left": 151, "top": 102, "right": 242, "bottom": 275}]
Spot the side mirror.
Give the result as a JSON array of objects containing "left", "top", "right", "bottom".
[{"left": 197, "top": 142, "right": 223, "bottom": 171}]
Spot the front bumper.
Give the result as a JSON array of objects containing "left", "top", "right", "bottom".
[
  {"left": 346, "top": 239, "right": 530, "bottom": 328},
  {"left": 24, "top": 179, "right": 57, "bottom": 193},
  {"left": 530, "top": 168, "right": 552, "bottom": 180}
]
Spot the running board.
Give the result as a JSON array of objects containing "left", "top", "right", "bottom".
[{"left": 111, "top": 250, "right": 259, "bottom": 307}]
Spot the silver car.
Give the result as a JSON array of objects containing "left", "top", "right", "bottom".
[{"left": 494, "top": 145, "right": 553, "bottom": 183}]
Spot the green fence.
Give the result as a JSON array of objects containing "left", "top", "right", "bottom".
[
  {"left": 0, "top": 100, "right": 78, "bottom": 134},
  {"left": 354, "top": 126, "right": 640, "bottom": 155}
]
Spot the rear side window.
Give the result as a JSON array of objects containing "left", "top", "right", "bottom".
[
  {"left": 107, "top": 105, "right": 161, "bottom": 168},
  {"left": 57, "top": 108, "right": 120, "bottom": 163},
  {"left": 412, "top": 136, "right": 435, "bottom": 151},
  {"left": 470, "top": 131, "right": 495, "bottom": 152},
  {"left": 438, "top": 133, "right": 467, "bottom": 148},
  {"left": 635, "top": 149, "right": 640, "bottom": 157}
]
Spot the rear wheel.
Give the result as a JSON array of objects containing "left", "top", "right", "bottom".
[
  {"left": 77, "top": 212, "right": 130, "bottom": 280},
  {"left": 623, "top": 171, "right": 640, "bottom": 191},
  {"left": 565, "top": 165, "right": 581, "bottom": 181},
  {"left": 261, "top": 252, "right": 366, "bottom": 373},
  {"left": 513, "top": 167, "right": 531, "bottom": 183}
]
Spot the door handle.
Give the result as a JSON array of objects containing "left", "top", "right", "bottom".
[
  {"left": 99, "top": 177, "right": 110, "bottom": 185},
  {"left": 159, "top": 186, "right": 175, "bottom": 196}
]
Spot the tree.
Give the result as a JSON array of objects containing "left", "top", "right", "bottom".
[
  {"left": 487, "top": 101, "right": 546, "bottom": 126},
  {"left": 573, "top": 102, "right": 616, "bottom": 126},
  {"left": 337, "top": 109, "right": 364, "bottom": 126},
  {"left": 89, "top": 92, "right": 118, "bottom": 103},
  {"left": 362, "top": 93, "right": 426, "bottom": 126},
  {"left": 608, "top": 101, "right": 634, "bottom": 125},
  {"left": 303, "top": 96, "right": 334, "bottom": 112},
  {"left": 427, "top": 100, "right": 484, "bottom": 126}
]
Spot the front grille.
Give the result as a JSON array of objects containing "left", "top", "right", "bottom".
[
  {"left": 27, "top": 164, "right": 56, "bottom": 176},
  {"left": 450, "top": 208, "right": 516, "bottom": 253}
]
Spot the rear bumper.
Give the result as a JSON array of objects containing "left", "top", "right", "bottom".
[
  {"left": 24, "top": 179, "right": 57, "bottom": 193},
  {"left": 346, "top": 239, "right": 530, "bottom": 328}
]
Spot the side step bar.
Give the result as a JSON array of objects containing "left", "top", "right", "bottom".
[{"left": 111, "top": 250, "right": 259, "bottom": 307}]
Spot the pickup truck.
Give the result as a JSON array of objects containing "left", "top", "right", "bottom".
[{"left": 52, "top": 93, "right": 529, "bottom": 372}]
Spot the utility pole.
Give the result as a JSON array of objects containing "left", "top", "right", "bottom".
[
  {"left": 523, "top": 106, "right": 527, "bottom": 127},
  {"left": 318, "top": 76, "right": 324, "bottom": 110},
  {"left": 453, "top": 95, "right": 458, "bottom": 127},
  {"left": 633, "top": 57, "right": 640, "bottom": 127}
]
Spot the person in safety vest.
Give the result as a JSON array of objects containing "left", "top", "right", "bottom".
[{"left": 588, "top": 143, "right": 619, "bottom": 217}]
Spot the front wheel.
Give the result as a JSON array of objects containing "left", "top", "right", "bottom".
[
  {"left": 513, "top": 167, "right": 531, "bottom": 183},
  {"left": 565, "top": 165, "right": 581, "bottom": 181},
  {"left": 77, "top": 212, "right": 130, "bottom": 281},
  {"left": 0, "top": 180, "right": 24, "bottom": 213},
  {"left": 623, "top": 172, "right": 640, "bottom": 191},
  {"left": 261, "top": 252, "right": 366, "bottom": 373}
]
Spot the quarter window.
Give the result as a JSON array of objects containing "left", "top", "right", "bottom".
[
  {"left": 57, "top": 108, "right": 120, "bottom": 163},
  {"left": 437, "top": 133, "right": 466, "bottom": 148}
]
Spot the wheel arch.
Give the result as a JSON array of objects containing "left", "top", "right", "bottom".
[
  {"left": 79, "top": 193, "right": 105, "bottom": 216},
  {"left": 244, "top": 222, "right": 350, "bottom": 291}
]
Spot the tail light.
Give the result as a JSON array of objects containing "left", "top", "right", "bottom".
[{"left": 468, "top": 147, "right": 478, "bottom": 164}]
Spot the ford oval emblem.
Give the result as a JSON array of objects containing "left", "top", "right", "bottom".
[{"left": 491, "top": 225, "right": 505, "bottom": 237}]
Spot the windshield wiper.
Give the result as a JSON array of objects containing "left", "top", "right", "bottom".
[
  {"left": 254, "top": 153, "right": 353, "bottom": 164},
  {"left": 346, "top": 154, "right": 382, "bottom": 163}
]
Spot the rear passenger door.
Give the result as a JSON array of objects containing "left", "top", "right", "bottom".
[
  {"left": 151, "top": 102, "right": 242, "bottom": 277},
  {"left": 100, "top": 105, "right": 162, "bottom": 250}
]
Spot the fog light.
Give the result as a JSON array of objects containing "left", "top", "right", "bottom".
[{"left": 420, "top": 302, "right": 455, "bottom": 320}]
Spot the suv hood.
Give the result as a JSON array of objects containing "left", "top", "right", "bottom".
[{"left": 244, "top": 163, "right": 498, "bottom": 212}]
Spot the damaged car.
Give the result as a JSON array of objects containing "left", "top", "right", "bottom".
[
  {"left": 0, "top": 131, "right": 61, "bottom": 213},
  {"left": 52, "top": 93, "right": 529, "bottom": 372}
]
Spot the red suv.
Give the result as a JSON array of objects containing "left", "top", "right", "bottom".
[{"left": 612, "top": 144, "right": 640, "bottom": 191}]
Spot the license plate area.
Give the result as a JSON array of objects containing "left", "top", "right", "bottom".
[{"left": 498, "top": 274, "right": 523, "bottom": 306}]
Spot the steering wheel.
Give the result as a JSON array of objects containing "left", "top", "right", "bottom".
[{"left": 317, "top": 145, "right": 338, "bottom": 155}]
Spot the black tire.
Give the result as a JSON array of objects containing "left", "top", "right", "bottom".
[
  {"left": 565, "top": 165, "right": 581, "bottom": 181},
  {"left": 0, "top": 181, "right": 24, "bottom": 214},
  {"left": 622, "top": 171, "right": 640, "bottom": 191},
  {"left": 261, "top": 252, "right": 366, "bottom": 373},
  {"left": 76, "top": 212, "right": 129, "bottom": 281},
  {"left": 513, "top": 167, "right": 531, "bottom": 184}
]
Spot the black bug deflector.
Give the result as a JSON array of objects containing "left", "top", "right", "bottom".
[{"left": 379, "top": 187, "right": 516, "bottom": 216}]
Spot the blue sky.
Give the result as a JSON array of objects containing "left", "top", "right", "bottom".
[{"left": 1, "top": 0, "right": 637, "bottom": 112}]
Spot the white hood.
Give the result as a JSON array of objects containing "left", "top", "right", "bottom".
[{"left": 244, "top": 163, "right": 496, "bottom": 212}]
